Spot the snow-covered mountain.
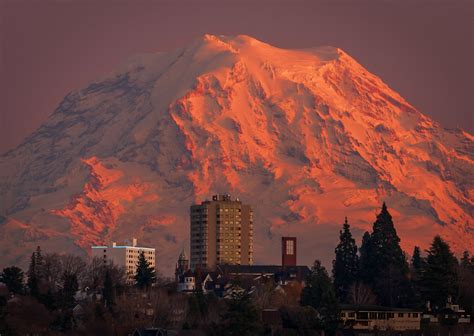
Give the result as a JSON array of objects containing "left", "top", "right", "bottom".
[{"left": 1, "top": 35, "right": 472, "bottom": 273}]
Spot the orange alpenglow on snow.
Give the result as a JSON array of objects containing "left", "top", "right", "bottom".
[{"left": 0, "top": 34, "right": 472, "bottom": 274}]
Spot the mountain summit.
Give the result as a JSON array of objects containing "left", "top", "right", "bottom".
[{"left": 1, "top": 35, "right": 472, "bottom": 273}]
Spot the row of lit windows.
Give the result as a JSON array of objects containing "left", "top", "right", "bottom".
[
  {"left": 217, "top": 220, "right": 241, "bottom": 224},
  {"left": 218, "top": 250, "right": 240, "bottom": 255},
  {"left": 341, "top": 312, "right": 420, "bottom": 319},
  {"left": 217, "top": 208, "right": 241, "bottom": 212}
]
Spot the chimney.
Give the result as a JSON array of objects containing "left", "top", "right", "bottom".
[
  {"left": 132, "top": 238, "right": 137, "bottom": 247},
  {"left": 282, "top": 237, "right": 297, "bottom": 267}
]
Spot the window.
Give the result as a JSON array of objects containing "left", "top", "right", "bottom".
[
  {"left": 398, "top": 313, "right": 404, "bottom": 317},
  {"left": 286, "top": 239, "right": 294, "bottom": 255},
  {"left": 413, "top": 313, "right": 418, "bottom": 318}
]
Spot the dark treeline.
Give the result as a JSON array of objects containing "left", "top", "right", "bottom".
[
  {"left": 329, "top": 202, "right": 473, "bottom": 312},
  {"left": 299, "top": 203, "right": 474, "bottom": 335},
  {"left": 0, "top": 202, "right": 473, "bottom": 335}
]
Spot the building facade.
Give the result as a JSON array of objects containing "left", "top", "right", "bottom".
[
  {"left": 190, "top": 194, "right": 253, "bottom": 270},
  {"left": 340, "top": 305, "right": 422, "bottom": 331},
  {"left": 91, "top": 238, "right": 156, "bottom": 283}
]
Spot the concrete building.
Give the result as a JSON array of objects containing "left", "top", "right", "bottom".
[
  {"left": 91, "top": 238, "right": 156, "bottom": 283},
  {"left": 190, "top": 194, "right": 253, "bottom": 270}
]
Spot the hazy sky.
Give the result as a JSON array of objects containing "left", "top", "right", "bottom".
[{"left": 1, "top": 0, "right": 473, "bottom": 154}]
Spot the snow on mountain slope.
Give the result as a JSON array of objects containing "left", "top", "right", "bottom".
[{"left": 0, "top": 34, "right": 472, "bottom": 273}]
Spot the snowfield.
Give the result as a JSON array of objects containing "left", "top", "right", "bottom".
[{"left": 0, "top": 35, "right": 472, "bottom": 274}]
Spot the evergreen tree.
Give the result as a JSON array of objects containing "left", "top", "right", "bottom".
[
  {"left": 35, "top": 246, "right": 45, "bottom": 278},
  {"left": 358, "top": 231, "right": 372, "bottom": 284},
  {"left": 411, "top": 246, "right": 422, "bottom": 270},
  {"left": 420, "top": 235, "right": 458, "bottom": 309},
  {"left": 134, "top": 251, "right": 156, "bottom": 289},
  {"left": 27, "top": 246, "right": 45, "bottom": 298},
  {"left": 216, "top": 289, "right": 263, "bottom": 336},
  {"left": 461, "top": 251, "right": 471, "bottom": 268},
  {"left": 301, "top": 260, "right": 340, "bottom": 335},
  {"left": 332, "top": 217, "right": 359, "bottom": 303},
  {"left": 410, "top": 246, "right": 423, "bottom": 307},
  {"left": 0, "top": 266, "right": 24, "bottom": 294},
  {"left": 27, "top": 252, "right": 39, "bottom": 298},
  {"left": 364, "top": 203, "right": 410, "bottom": 306}
]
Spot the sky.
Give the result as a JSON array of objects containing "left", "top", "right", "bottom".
[{"left": 0, "top": 0, "right": 473, "bottom": 155}]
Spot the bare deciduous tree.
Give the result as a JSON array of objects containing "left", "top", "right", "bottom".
[{"left": 348, "top": 282, "right": 377, "bottom": 305}]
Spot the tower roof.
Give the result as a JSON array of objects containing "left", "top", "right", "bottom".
[{"left": 178, "top": 249, "right": 188, "bottom": 261}]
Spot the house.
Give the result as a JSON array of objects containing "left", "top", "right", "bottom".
[
  {"left": 423, "top": 296, "right": 471, "bottom": 325},
  {"left": 340, "top": 304, "right": 422, "bottom": 331},
  {"left": 176, "top": 269, "right": 196, "bottom": 293}
]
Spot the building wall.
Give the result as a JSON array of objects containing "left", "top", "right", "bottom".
[
  {"left": 340, "top": 310, "right": 421, "bottom": 331},
  {"left": 282, "top": 237, "right": 297, "bottom": 267},
  {"left": 190, "top": 194, "right": 253, "bottom": 269}
]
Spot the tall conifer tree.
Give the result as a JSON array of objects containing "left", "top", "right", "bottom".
[
  {"left": 358, "top": 231, "right": 372, "bottom": 284},
  {"left": 460, "top": 251, "right": 471, "bottom": 268},
  {"left": 333, "top": 217, "right": 358, "bottom": 303},
  {"left": 27, "top": 246, "right": 45, "bottom": 298},
  {"left": 360, "top": 203, "right": 410, "bottom": 306},
  {"left": 420, "top": 235, "right": 458, "bottom": 308},
  {"left": 134, "top": 251, "right": 156, "bottom": 289},
  {"left": 27, "top": 252, "right": 39, "bottom": 298},
  {"left": 411, "top": 246, "right": 422, "bottom": 270},
  {"left": 410, "top": 246, "right": 423, "bottom": 307}
]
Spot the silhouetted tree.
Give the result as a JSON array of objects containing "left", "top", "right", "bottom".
[
  {"left": 359, "top": 203, "right": 410, "bottom": 306},
  {"left": 0, "top": 266, "right": 24, "bottom": 294},
  {"left": 216, "top": 289, "right": 263, "bottom": 336},
  {"left": 27, "top": 252, "right": 40, "bottom": 298},
  {"left": 279, "top": 305, "right": 321, "bottom": 335},
  {"left": 347, "top": 282, "right": 377, "bottom": 305},
  {"left": 458, "top": 252, "right": 474, "bottom": 315},
  {"left": 410, "top": 246, "right": 424, "bottom": 307},
  {"left": 411, "top": 246, "right": 422, "bottom": 270},
  {"left": 333, "top": 217, "right": 359, "bottom": 303},
  {"left": 420, "top": 235, "right": 458, "bottom": 309},
  {"left": 461, "top": 251, "right": 471, "bottom": 268},
  {"left": 358, "top": 231, "right": 372, "bottom": 284},
  {"left": 134, "top": 251, "right": 156, "bottom": 289},
  {"left": 301, "top": 260, "right": 339, "bottom": 335}
]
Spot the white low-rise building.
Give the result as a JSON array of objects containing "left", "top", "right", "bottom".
[
  {"left": 340, "top": 305, "right": 422, "bottom": 331},
  {"left": 91, "top": 238, "right": 156, "bottom": 284}
]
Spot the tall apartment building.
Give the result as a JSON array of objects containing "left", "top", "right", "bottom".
[
  {"left": 91, "top": 238, "right": 156, "bottom": 283},
  {"left": 190, "top": 194, "right": 253, "bottom": 270}
]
